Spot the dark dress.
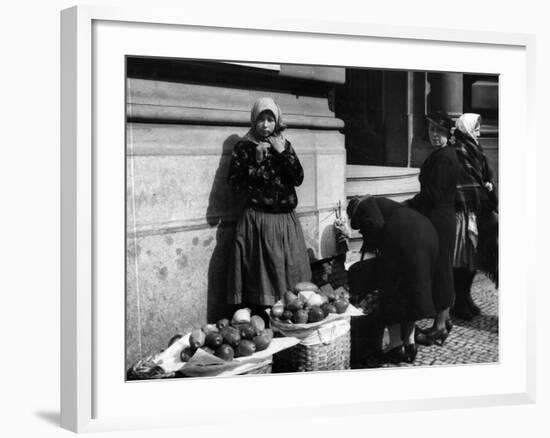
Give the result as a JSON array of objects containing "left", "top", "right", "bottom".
[
  {"left": 226, "top": 138, "right": 312, "bottom": 306},
  {"left": 407, "top": 146, "right": 461, "bottom": 312},
  {"left": 350, "top": 196, "right": 439, "bottom": 323}
]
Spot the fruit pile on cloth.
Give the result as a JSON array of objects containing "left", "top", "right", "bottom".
[{"left": 152, "top": 332, "right": 300, "bottom": 378}]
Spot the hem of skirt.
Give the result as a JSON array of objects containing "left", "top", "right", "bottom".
[{"left": 228, "top": 292, "right": 277, "bottom": 307}]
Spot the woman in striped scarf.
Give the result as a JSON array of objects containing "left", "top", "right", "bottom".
[{"left": 452, "top": 113, "right": 498, "bottom": 321}]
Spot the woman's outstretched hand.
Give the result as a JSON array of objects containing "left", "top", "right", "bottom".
[{"left": 484, "top": 182, "right": 494, "bottom": 192}]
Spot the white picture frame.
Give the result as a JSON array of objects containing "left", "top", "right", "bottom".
[{"left": 60, "top": 5, "right": 536, "bottom": 433}]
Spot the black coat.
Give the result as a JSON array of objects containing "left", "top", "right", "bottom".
[
  {"left": 407, "top": 146, "right": 461, "bottom": 312},
  {"left": 350, "top": 196, "right": 438, "bottom": 323}
]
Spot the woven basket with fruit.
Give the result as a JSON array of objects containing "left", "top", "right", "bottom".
[
  {"left": 269, "top": 282, "right": 363, "bottom": 341},
  {"left": 268, "top": 282, "right": 363, "bottom": 372}
]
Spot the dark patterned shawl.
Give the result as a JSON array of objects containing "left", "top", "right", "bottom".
[
  {"left": 453, "top": 115, "right": 494, "bottom": 213},
  {"left": 454, "top": 114, "right": 498, "bottom": 285}
]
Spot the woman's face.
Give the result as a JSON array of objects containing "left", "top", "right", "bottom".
[
  {"left": 428, "top": 123, "right": 448, "bottom": 148},
  {"left": 473, "top": 122, "right": 481, "bottom": 138},
  {"left": 255, "top": 111, "right": 276, "bottom": 138}
]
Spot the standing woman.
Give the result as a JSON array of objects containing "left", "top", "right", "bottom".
[
  {"left": 452, "top": 113, "right": 498, "bottom": 320},
  {"left": 407, "top": 111, "right": 460, "bottom": 345},
  {"left": 226, "top": 97, "right": 312, "bottom": 314}
]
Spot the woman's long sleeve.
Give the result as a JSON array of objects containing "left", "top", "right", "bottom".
[
  {"left": 275, "top": 142, "right": 304, "bottom": 187},
  {"left": 481, "top": 149, "right": 494, "bottom": 184},
  {"left": 228, "top": 145, "right": 251, "bottom": 193}
]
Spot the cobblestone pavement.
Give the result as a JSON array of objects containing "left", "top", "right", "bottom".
[{"left": 379, "top": 273, "right": 499, "bottom": 368}]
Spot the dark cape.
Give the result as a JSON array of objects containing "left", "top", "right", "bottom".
[
  {"left": 350, "top": 196, "right": 439, "bottom": 323},
  {"left": 453, "top": 130, "right": 497, "bottom": 213},
  {"left": 407, "top": 146, "right": 461, "bottom": 312},
  {"left": 453, "top": 131, "right": 499, "bottom": 285}
]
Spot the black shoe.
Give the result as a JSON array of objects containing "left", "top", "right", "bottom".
[
  {"left": 415, "top": 327, "right": 449, "bottom": 346},
  {"left": 427, "top": 328, "right": 449, "bottom": 346},
  {"left": 384, "top": 345, "right": 407, "bottom": 364},
  {"left": 404, "top": 344, "right": 418, "bottom": 363},
  {"left": 418, "top": 319, "right": 452, "bottom": 335},
  {"left": 415, "top": 330, "right": 434, "bottom": 346},
  {"left": 415, "top": 324, "right": 428, "bottom": 334}
]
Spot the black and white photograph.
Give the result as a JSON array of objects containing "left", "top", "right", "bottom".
[
  {"left": 5, "top": 0, "right": 548, "bottom": 435},
  {"left": 125, "top": 58, "right": 499, "bottom": 379}
]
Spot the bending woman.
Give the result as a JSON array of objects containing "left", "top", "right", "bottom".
[{"left": 347, "top": 195, "right": 439, "bottom": 364}]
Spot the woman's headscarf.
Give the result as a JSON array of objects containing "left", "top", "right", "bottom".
[
  {"left": 250, "top": 97, "right": 284, "bottom": 128},
  {"left": 347, "top": 195, "right": 384, "bottom": 253},
  {"left": 453, "top": 113, "right": 492, "bottom": 212},
  {"left": 243, "top": 97, "right": 287, "bottom": 144},
  {"left": 242, "top": 97, "right": 288, "bottom": 163},
  {"left": 456, "top": 113, "right": 481, "bottom": 144}
]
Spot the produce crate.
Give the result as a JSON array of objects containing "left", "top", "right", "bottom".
[{"left": 273, "top": 323, "right": 351, "bottom": 372}]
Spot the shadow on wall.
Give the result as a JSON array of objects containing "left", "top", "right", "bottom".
[{"left": 205, "top": 134, "right": 244, "bottom": 323}]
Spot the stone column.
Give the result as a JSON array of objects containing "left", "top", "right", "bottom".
[{"left": 427, "top": 72, "right": 463, "bottom": 118}]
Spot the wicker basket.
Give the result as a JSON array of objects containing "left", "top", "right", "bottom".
[
  {"left": 242, "top": 361, "right": 273, "bottom": 374},
  {"left": 273, "top": 329, "right": 351, "bottom": 373}
]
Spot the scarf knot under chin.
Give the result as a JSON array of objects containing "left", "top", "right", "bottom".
[
  {"left": 242, "top": 129, "right": 287, "bottom": 163},
  {"left": 245, "top": 97, "right": 288, "bottom": 163}
]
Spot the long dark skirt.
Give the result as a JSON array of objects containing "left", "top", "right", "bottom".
[
  {"left": 427, "top": 205, "right": 457, "bottom": 312},
  {"left": 453, "top": 210, "right": 478, "bottom": 270},
  {"left": 378, "top": 208, "right": 438, "bottom": 324},
  {"left": 476, "top": 207, "right": 498, "bottom": 286},
  {"left": 227, "top": 207, "right": 312, "bottom": 306}
]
